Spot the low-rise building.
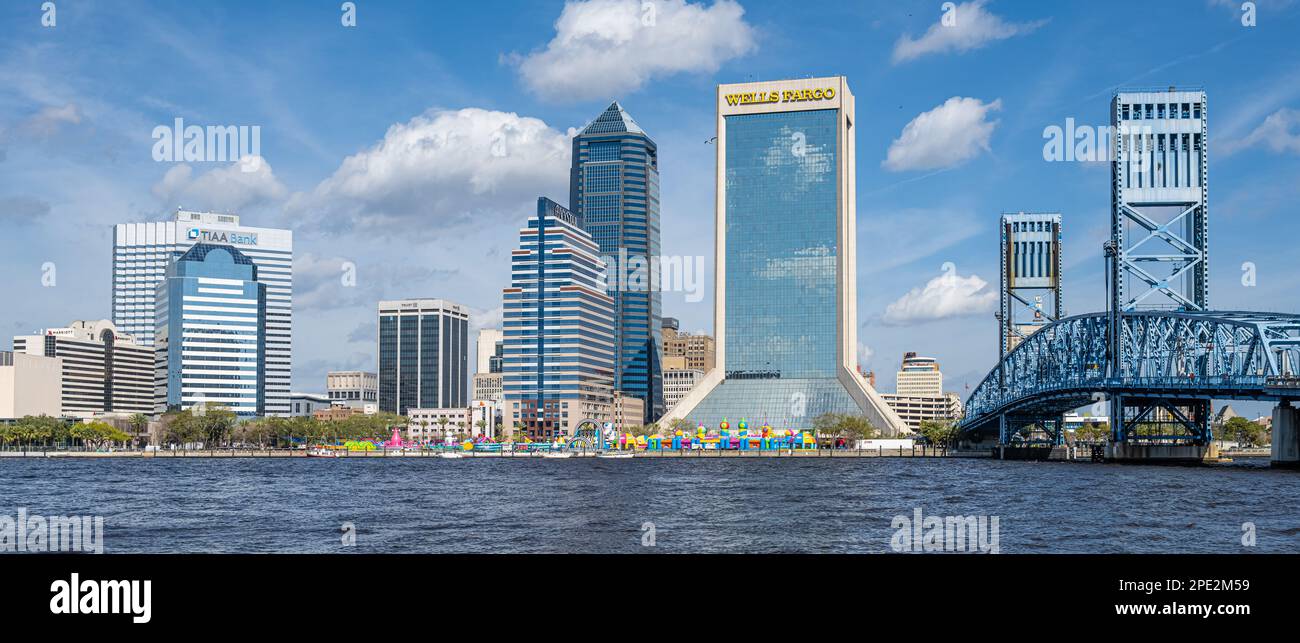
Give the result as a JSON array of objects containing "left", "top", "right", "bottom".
[
  {"left": 12, "top": 320, "right": 154, "bottom": 418},
  {"left": 0, "top": 351, "right": 63, "bottom": 420},
  {"left": 880, "top": 393, "right": 963, "bottom": 431},
  {"left": 327, "top": 371, "right": 378, "bottom": 409},
  {"left": 408, "top": 407, "right": 472, "bottom": 441},
  {"left": 314, "top": 406, "right": 365, "bottom": 422},
  {"left": 289, "top": 392, "right": 332, "bottom": 417},
  {"left": 613, "top": 393, "right": 644, "bottom": 430}
]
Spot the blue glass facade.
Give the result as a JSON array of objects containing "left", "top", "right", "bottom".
[
  {"left": 155, "top": 243, "right": 267, "bottom": 417},
  {"left": 680, "top": 96, "right": 884, "bottom": 431},
  {"left": 570, "top": 102, "right": 662, "bottom": 424},
  {"left": 502, "top": 198, "right": 616, "bottom": 439}
]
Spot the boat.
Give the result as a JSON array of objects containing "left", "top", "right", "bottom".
[
  {"left": 438, "top": 451, "right": 464, "bottom": 459},
  {"left": 597, "top": 452, "right": 634, "bottom": 459},
  {"left": 306, "top": 447, "right": 339, "bottom": 458},
  {"left": 540, "top": 451, "right": 573, "bottom": 459}
]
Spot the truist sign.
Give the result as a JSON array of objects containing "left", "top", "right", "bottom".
[{"left": 187, "top": 228, "right": 259, "bottom": 246}]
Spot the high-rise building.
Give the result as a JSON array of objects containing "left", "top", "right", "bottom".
[
  {"left": 881, "top": 353, "right": 961, "bottom": 430},
  {"left": 376, "top": 299, "right": 469, "bottom": 416},
  {"left": 13, "top": 320, "right": 154, "bottom": 418},
  {"left": 1110, "top": 88, "right": 1208, "bottom": 312},
  {"left": 661, "top": 317, "right": 715, "bottom": 373},
  {"left": 502, "top": 197, "right": 616, "bottom": 439},
  {"left": 472, "top": 328, "right": 504, "bottom": 402},
  {"left": 664, "top": 77, "right": 908, "bottom": 435},
  {"left": 155, "top": 244, "right": 267, "bottom": 416},
  {"left": 475, "top": 328, "right": 504, "bottom": 374},
  {"left": 895, "top": 353, "right": 942, "bottom": 397},
  {"left": 326, "top": 371, "right": 378, "bottom": 409},
  {"left": 570, "top": 102, "right": 662, "bottom": 423},
  {"left": 113, "top": 209, "right": 292, "bottom": 415}
]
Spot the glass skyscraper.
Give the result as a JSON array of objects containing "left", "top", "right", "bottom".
[
  {"left": 155, "top": 243, "right": 267, "bottom": 416},
  {"left": 376, "top": 299, "right": 469, "bottom": 416},
  {"left": 664, "top": 77, "right": 908, "bottom": 435},
  {"left": 113, "top": 209, "right": 292, "bottom": 416},
  {"left": 570, "top": 102, "right": 662, "bottom": 424},
  {"left": 502, "top": 198, "right": 616, "bottom": 440}
]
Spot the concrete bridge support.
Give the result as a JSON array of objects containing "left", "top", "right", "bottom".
[{"left": 1272, "top": 401, "right": 1300, "bottom": 469}]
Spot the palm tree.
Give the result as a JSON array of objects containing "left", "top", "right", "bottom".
[
  {"left": 436, "top": 416, "right": 450, "bottom": 440},
  {"left": 128, "top": 413, "right": 149, "bottom": 448}
]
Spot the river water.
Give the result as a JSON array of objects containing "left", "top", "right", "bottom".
[{"left": 3, "top": 457, "right": 1298, "bottom": 553}]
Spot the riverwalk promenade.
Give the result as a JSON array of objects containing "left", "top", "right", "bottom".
[{"left": 0, "top": 446, "right": 953, "bottom": 459}]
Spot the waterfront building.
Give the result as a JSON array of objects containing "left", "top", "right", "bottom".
[
  {"left": 570, "top": 102, "right": 662, "bottom": 423},
  {"left": 502, "top": 197, "right": 616, "bottom": 440},
  {"left": 0, "top": 351, "right": 63, "bottom": 419},
  {"left": 154, "top": 244, "right": 267, "bottom": 416},
  {"left": 612, "top": 392, "right": 645, "bottom": 430},
  {"left": 895, "top": 353, "right": 943, "bottom": 397},
  {"left": 376, "top": 299, "right": 469, "bottom": 416},
  {"left": 407, "top": 407, "right": 472, "bottom": 442},
  {"left": 662, "top": 368, "right": 704, "bottom": 412},
  {"left": 470, "top": 399, "right": 502, "bottom": 440},
  {"left": 326, "top": 370, "right": 378, "bottom": 409},
  {"left": 880, "top": 393, "right": 964, "bottom": 431},
  {"left": 288, "top": 392, "right": 332, "bottom": 417},
  {"left": 661, "top": 317, "right": 715, "bottom": 373},
  {"left": 113, "top": 209, "right": 292, "bottom": 415},
  {"left": 313, "top": 406, "right": 366, "bottom": 422},
  {"left": 663, "top": 76, "right": 908, "bottom": 435},
  {"left": 12, "top": 320, "right": 154, "bottom": 418},
  {"left": 881, "top": 353, "right": 960, "bottom": 430}
]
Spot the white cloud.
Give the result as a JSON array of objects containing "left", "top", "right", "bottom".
[
  {"left": 882, "top": 271, "right": 997, "bottom": 325},
  {"left": 512, "top": 0, "right": 757, "bottom": 102},
  {"left": 22, "top": 103, "right": 83, "bottom": 137},
  {"left": 290, "top": 108, "right": 571, "bottom": 237},
  {"left": 883, "top": 97, "right": 1001, "bottom": 172},
  {"left": 1219, "top": 108, "right": 1300, "bottom": 156},
  {"left": 151, "top": 155, "right": 287, "bottom": 213},
  {"left": 892, "top": 0, "right": 1047, "bottom": 64}
]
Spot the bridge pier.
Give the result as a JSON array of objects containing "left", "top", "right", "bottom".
[{"left": 1271, "top": 401, "right": 1300, "bottom": 469}]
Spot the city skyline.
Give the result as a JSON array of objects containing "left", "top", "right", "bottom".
[{"left": 4, "top": 0, "right": 1300, "bottom": 409}]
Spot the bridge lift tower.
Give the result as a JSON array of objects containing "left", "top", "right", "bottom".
[
  {"left": 997, "top": 212, "right": 1065, "bottom": 444},
  {"left": 1107, "top": 87, "right": 1212, "bottom": 443}
]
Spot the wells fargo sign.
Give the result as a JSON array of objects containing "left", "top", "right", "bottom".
[{"left": 723, "top": 87, "right": 836, "bottom": 107}]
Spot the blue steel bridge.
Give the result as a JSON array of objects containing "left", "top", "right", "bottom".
[{"left": 958, "top": 311, "right": 1300, "bottom": 445}]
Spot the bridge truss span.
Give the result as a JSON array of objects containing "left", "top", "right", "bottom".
[{"left": 960, "top": 311, "right": 1300, "bottom": 445}]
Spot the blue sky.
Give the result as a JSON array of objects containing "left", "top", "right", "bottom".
[{"left": 3, "top": 0, "right": 1300, "bottom": 412}]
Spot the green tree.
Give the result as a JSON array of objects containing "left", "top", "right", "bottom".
[
  {"left": 1222, "top": 416, "right": 1267, "bottom": 447},
  {"left": 813, "top": 413, "right": 878, "bottom": 443},
  {"left": 918, "top": 420, "right": 958, "bottom": 446},
  {"left": 127, "top": 413, "right": 150, "bottom": 446}
]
